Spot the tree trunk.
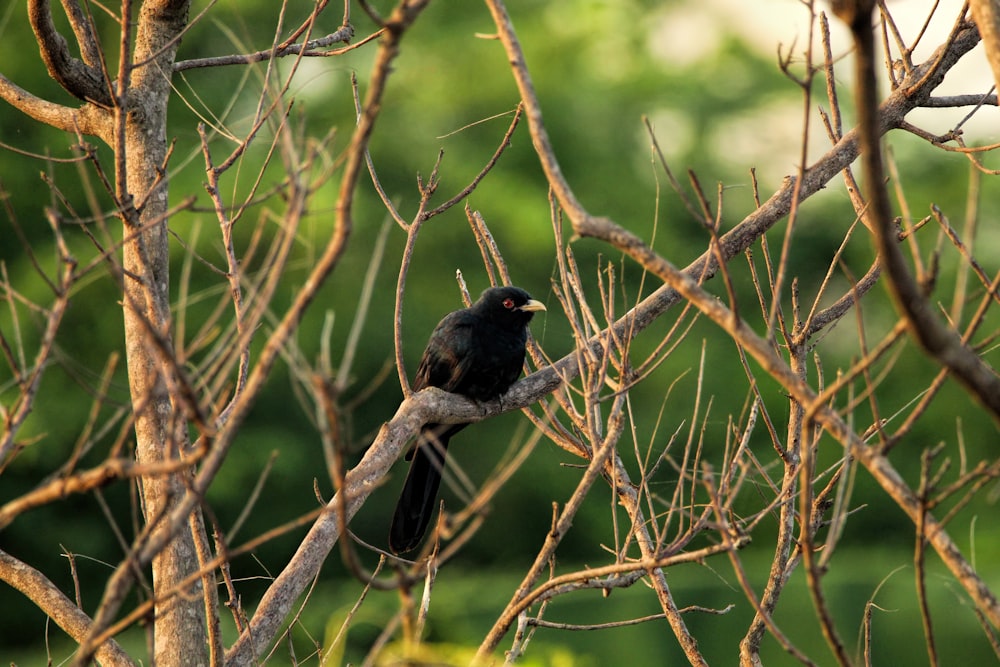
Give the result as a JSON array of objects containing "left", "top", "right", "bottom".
[{"left": 122, "top": 2, "right": 209, "bottom": 665}]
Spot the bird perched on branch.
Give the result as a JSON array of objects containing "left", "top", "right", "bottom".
[{"left": 389, "top": 286, "right": 546, "bottom": 554}]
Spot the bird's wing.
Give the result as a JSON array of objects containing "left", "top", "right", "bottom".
[{"left": 411, "top": 311, "right": 476, "bottom": 393}]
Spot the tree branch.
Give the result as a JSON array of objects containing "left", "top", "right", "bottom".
[
  {"left": 0, "top": 549, "right": 134, "bottom": 667},
  {"left": 486, "top": 0, "right": 979, "bottom": 254},
  {"left": 0, "top": 72, "right": 106, "bottom": 137},
  {"left": 840, "top": 0, "right": 1000, "bottom": 422},
  {"left": 970, "top": 0, "right": 1000, "bottom": 95},
  {"left": 27, "top": 0, "right": 112, "bottom": 105},
  {"left": 173, "top": 23, "right": 359, "bottom": 71},
  {"left": 223, "top": 2, "right": 433, "bottom": 662},
  {"left": 60, "top": 0, "right": 104, "bottom": 69}
]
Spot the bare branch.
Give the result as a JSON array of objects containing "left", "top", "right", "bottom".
[
  {"left": 173, "top": 23, "right": 363, "bottom": 71},
  {"left": 971, "top": 0, "right": 1000, "bottom": 94},
  {"left": 27, "top": 0, "right": 112, "bottom": 105},
  {"left": 0, "top": 72, "right": 107, "bottom": 136},
  {"left": 838, "top": 0, "right": 1000, "bottom": 422},
  {"left": 0, "top": 549, "right": 134, "bottom": 667}
]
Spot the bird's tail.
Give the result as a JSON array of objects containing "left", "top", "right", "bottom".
[{"left": 389, "top": 425, "right": 452, "bottom": 554}]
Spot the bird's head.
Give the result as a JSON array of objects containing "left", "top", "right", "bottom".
[{"left": 476, "top": 286, "right": 546, "bottom": 326}]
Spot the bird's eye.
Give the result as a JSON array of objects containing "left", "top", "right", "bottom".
[{"left": 503, "top": 298, "right": 515, "bottom": 309}]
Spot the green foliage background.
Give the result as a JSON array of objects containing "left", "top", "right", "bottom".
[{"left": 1, "top": 0, "right": 998, "bottom": 663}]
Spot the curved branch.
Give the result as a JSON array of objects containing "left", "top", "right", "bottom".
[
  {"left": 0, "top": 72, "right": 106, "bottom": 137},
  {"left": 27, "top": 0, "right": 112, "bottom": 105},
  {"left": 220, "top": 1, "right": 432, "bottom": 663},
  {"left": 61, "top": 0, "right": 104, "bottom": 68},
  {"left": 841, "top": 1, "right": 1000, "bottom": 422},
  {"left": 221, "top": 385, "right": 452, "bottom": 665},
  {"left": 555, "top": 195, "right": 1000, "bottom": 633},
  {"left": 481, "top": 0, "right": 1000, "bottom": 637},
  {"left": 485, "top": 0, "right": 980, "bottom": 251},
  {"left": 0, "top": 549, "right": 134, "bottom": 667},
  {"left": 469, "top": 6, "right": 979, "bottom": 364},
  {"left": 487, "top": 0, "right": 994, "bottom": 420},
  {"left": 483, "top": 0, "right": 590, "bottom": 226}
]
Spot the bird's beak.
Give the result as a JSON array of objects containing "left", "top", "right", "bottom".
[{"left": 519, "top": 299, "right": 546, "bottom": 312}]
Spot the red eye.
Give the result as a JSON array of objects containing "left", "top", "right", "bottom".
[{"left": 503, "top": 298, "right": 515, "bottom": 309}]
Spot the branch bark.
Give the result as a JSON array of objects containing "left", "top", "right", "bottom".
[
  {"left": 27, "top": 0, "right": 112, "bottom": 105},
  {"left": 224, "top": 1, "right": 432, "bottom": 662},
  {"left": 0, "top": 72, "right": 106, "bottom": 137},
  {"left": 843, "top": 1, "right": 1000, "bottom": 422},
  {"left": 64, "top": 1, "right": 206, "bottom": 665},
  {"left": 970, "top": 0, "right": 1000, "bottom": 95},
  {"left": 116, "top": 2, "right": 205, "bottom": 665},
  {"left": 0, "top": 549, "right": 135, "bottom": 667}
]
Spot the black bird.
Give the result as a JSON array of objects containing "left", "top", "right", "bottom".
[{"left": 389, "top": 286, "right": 546, "bottom": 554}]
